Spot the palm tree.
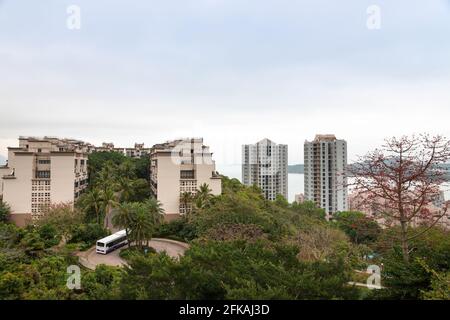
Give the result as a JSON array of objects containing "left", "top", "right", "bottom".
[
  {"left": 117, "top": 160, "right": 136, "bottom": 180},
  {"left": 129, "top": 208, "right": 153, "bottom": 249},
  {"left": 112, "top": 199, "right": 163, "bottom": 249},
  {"left": 126, "top": 201, "right": 162, "bottom": 249},
  {"left": 180, "top": 192, "right": 193, "bottom": 218},
  {"left": 117, "top": 176, "right": 134, "bottom": 202},
  {"left": 96, "top": 163, "right": 117, "bottom": 193},
  {"left": 81, "top": 188, "right": 103, "bottom": 224},
  {"left": 112, "top": 203, "right": 134, "bottom": 248},
  {"left": 144, "top": 198, "right": 164, "bottom": 227},
  {"left": 194, "top": 183, "right": 213, "bottom": 211},
  {"left": 101, "top": 188, "right": 119, "bottom": 229}
]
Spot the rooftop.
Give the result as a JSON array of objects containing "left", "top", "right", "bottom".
[{"left": 314, "top": 134, "right": 337, "bottom": 142}]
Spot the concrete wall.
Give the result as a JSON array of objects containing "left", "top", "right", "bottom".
[
  {"left": 3, "top": 154, "right": 33, "bottom": 215},
  {"left": 208, "top": 177, "right": 222, "bottom": 196},
  {"left": 157, "top": 154, "right": 181, "bottom": 215},
  {"left": 0, "top": 166, "right": 12, "bottom": 196},
  {"left": 50, "top": 154, "right": 76, "bottom": 205},
  {"left": 9, "top": 213, "right": 32, "bottom": 227},
  {"left": 7, "top": 148, "right": 20, "bottom": 168},
  {"left": 196, "top": 162, "right": 221, "bottom": 196}
]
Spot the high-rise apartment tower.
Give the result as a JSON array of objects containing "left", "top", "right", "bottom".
[
  {"left": 242, "top": 139, "right": 288, "bottom": 201},
  {"left": 304, "top": 134, "right": 348, "bottom": 217}
]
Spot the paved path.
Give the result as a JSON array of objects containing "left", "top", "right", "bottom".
[
  {"left": 348, "top": 282, "right": 385, "bottom": 289},
  {"left": 77, "top": 238, "right": 189, "bottom": 270}
]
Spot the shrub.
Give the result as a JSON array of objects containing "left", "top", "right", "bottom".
[
  {"left": 155, "top": 218, "right": 198, "bottom": 242},
  {"left": 69, "top": 223, "right": 109, "bottom": 250},
  {"left": 119, "top": 246, "right": 157, "bottom": 261},
  {"left": 37, "top": 224, "right": 61, "bottom": 248}
]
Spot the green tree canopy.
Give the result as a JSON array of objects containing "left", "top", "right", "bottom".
[
  {"left": 0, "top": 202, "right": 11, "bottom": 223},
  {"left": 334, "top": 211, "right": 382, "bottom": 245}
]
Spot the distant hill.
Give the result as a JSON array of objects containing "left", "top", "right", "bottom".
[
  {"left": 288, "top": 164, "right": 304, "bottom": 174},
  {"left": 347, "top": 162, "right": 450, "bottom": 180},
  {"left": 0, "top": 154, "right": 6, "bottom": 165},
  {"left": 442, "top": 163, "right": 450, "bottom": 180},
  {"left": 288, "top": 163, "right": 450, "bottom": 179}
]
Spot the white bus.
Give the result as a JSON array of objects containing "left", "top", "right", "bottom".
[{"left": 96, "top": 230, "right": 128, "bottom": 254}]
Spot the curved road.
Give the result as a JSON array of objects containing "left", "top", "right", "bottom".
[{"left": 77, "top": 238, "right": 189, "bottom": 270}]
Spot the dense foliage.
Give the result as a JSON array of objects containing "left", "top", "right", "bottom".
[
  {"left": 1, "top": 160, "right": 448, "bottom": 300},
  {"left": 77, "top": 152, "right": 153, "bottom": 225},
  {"left": 132, "top": 177, "right": 369, "bottom": 299},
  {"left": 88, "top": 151, "right": 150, "bottom": 184},
  {"left": 368, "top": 227, "right": 450, "bottom": 300},
  {"left": 0, "top": 202, "right": 10, "bottom": 223},
  {"left": 120, "top": 241, "right": 359, "bottom": 300},
  {"left": 334, "top": 211, "right": 382, "bottom": 245},
  {"left": 0, "top": 221, "right": 122, "bottom": 300}
]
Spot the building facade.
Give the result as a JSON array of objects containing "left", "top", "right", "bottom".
[
  {"left": 304, "top": 134, "right": 348, "bottom": 217},
  {"left": 294, "top": 193, "right": 305, "bottom": 203},
  {"left": 0, "top": 137, "right": 90, "bottom": 226},
  {"left": 242, "top": 139, "right": 288, "bottom": 201},
  {"left": 94, "top": 142, "right": 151, "bottom": 158},
  {"left": 149, "top": 138, "right": 222, "bottom": 220}
]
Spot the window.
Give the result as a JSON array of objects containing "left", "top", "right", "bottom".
[
  {"left": 180, "top": 170, "right": 195, "bottom": 179},
  {"left": 38, "top": 159, "right": 51, "bottom": 164},
  {"left": 107, "top": 236, "right": 127, "bottom": 248},
  {"left": 36, "top": 171, "right": 50, "bottom": 179}
]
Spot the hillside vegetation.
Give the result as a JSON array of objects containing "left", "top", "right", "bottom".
[{"left": 0, "top": 152, "right": 448, "bottom": 300}]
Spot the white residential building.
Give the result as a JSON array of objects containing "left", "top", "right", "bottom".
[
  {"left": 0, "top": 136, "right": 90, "bottom": 226},
  {"left": 242, "top": 139, "right": 288, "bottom": 201},
  {"left": 150, "top": 138, "right": 222, "bottom": 221},
  {"left": 304, "top": 134, "right": 348, "bottom": 217}
]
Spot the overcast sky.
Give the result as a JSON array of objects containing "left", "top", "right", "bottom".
[{"left": 1, "top": 0, "right": 450, "bottom": 170}]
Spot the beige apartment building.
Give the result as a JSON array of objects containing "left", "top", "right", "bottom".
[
  {"left": 95, "top": 142, "right": 151, "bottom": 158},
  {"left": 0, "top": 137, "right": 90, "bottom": 226},
  {"left": 150, "top": 138, "right": 222, "bottom": 220}
]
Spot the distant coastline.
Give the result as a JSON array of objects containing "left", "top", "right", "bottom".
[{"left": 288, "top": 164, "right": 304, "bottom": 174}]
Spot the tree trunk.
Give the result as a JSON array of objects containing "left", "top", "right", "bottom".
[
  {"left": 103, "top": 205, "right": 108, "bottom": 228},
  {"left": 126, "top": 229, "right": 131, "bottom": 248},
  {"left": 400, "top": 221, "right": 410, "bottom": 263}
]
